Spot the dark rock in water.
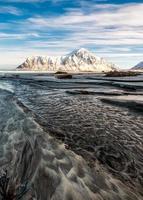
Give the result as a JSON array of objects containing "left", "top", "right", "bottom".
[
  {"left": 105, "top": 71, "right": 140, "bottom": 77},
  {"left": 55, "top": 71, "right": 68, "bottom": 74},
  {"left": 55, "top": 73, "right": 72, "bottom": 79}
]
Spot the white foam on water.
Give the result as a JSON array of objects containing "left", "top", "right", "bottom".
[{"left": 0, "top": 81, "right": 14, "bottom": 93}]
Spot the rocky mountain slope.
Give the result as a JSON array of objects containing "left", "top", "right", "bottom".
[
  {"left": 132, "top": 61, "right": 143, "bottom": 71},
  {"left": 17, "top": 48, "right": 116, "bottom": 72}
]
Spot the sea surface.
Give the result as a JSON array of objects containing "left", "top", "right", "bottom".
[{"left": 0, "top": 73, "right": 143, "bottom": 200}]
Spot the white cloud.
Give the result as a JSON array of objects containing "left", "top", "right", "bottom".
[
  {"left": 0, "top": 0, "right": 45, "bottom": 2},
  {"left": 0, "top": 3, "right": 143, "bottom": 69},
  {"left": 26, "top": 3, "right": 143, "bottom": 28},
  {"left": 22, "top": 3, "right": 143, "bottom": 47},
  {"left": 0, "top": 0, "right": 65, "bottom": 2},
  {"left": 0, "top": 6, "right": 22, "bottom": 15},
  {"left": 0, "top": 33, "right": 39, "bottom": 39}
]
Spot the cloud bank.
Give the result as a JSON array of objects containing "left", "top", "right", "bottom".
[{"left": 0, "top": 1, "right": 143, "bottom": 69}]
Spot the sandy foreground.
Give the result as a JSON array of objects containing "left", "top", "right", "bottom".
[{"left": 0, "top": 73, "right": 143, "bottom": 200}]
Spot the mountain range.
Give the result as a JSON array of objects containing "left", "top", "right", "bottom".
[
  {"left": 132, "top": 62, "right": 143, "bottom": 71},
  {"left": 17, "top": 48, "right": 116, "bottom": 72}
]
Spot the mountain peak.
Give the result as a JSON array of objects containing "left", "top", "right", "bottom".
[
  {"left": 76, "top": 48, "right": 90, "bottom": 53},
  {"left": 17, "top": 48, "right": 116, "bottom": 72},
  {"left": 70, "top": 48, "right": 91, "bottom": 56},
  {"left": 132, "top": 61, "right": 143, "bottom": 70}
]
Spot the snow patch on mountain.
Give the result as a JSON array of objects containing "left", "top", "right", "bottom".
[
  {"left": 17, "top": 48, "right": 116, "bottom": 72},
  {"left": 132, "top": 61, "right": 143, "bottom": 71}
]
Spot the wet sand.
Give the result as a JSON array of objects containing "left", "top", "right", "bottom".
[{"left": 0, "top": 73, "right": 143, "bottom": 199}]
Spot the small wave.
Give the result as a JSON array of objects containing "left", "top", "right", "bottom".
[{"left": 0, "top": 82, "right": 14, "bottom": 93}]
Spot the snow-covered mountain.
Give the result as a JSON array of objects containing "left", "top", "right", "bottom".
[
  {"left": 132, "top": 61, "right": 143, "bottom": 71},
  {"left": 17, "top": 48, "right": 116, "bottom": 72}
]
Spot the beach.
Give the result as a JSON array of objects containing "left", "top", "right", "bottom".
[{"left": 0, "top": 73, "right": 143, "bottom": 199}]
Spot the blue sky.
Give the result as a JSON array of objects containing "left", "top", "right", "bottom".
[{"left": 0, "top": 0, "right": 143, "bottom": 69}]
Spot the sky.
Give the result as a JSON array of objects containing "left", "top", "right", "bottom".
[{"left": 0, "top": 0, "right": 143, "bottom": 69}]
